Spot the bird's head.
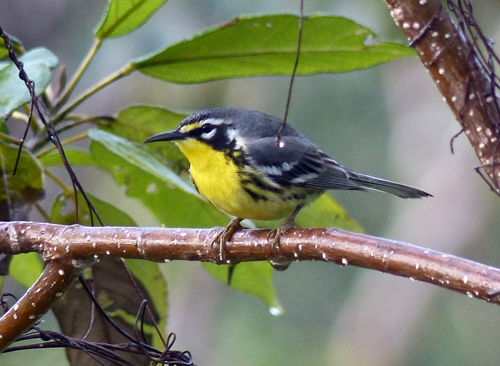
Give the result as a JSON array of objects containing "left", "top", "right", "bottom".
[{"left": 144, "top": 109, "right": 241, "bottom": 152}]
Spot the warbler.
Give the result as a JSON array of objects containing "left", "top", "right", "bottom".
[{"left": 145, "top": 108, "right": 431, "bottom": 259}]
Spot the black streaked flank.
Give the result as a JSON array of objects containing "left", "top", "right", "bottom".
[{"left": 243, "top": 187, "right": 269, "bottom": 202}]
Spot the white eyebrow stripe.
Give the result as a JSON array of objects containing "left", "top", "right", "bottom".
[{"left": 201, "top": 118, "right": 225, "bottom": 126}]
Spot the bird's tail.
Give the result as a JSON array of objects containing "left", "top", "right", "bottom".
[{"left": 348, "top": 171, "right": 432, "bottom": 199}]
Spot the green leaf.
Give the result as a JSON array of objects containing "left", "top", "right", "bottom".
[
  {"left": 254, "top": 194, "right": 362, "bottom": 233},
  {"left": 134, "top": 14, "right": 415, "bottom": 83},
  {"left": 50, "top": 191, "right": 137, "bottom": 226},
  {"left": 10, "top": 253, "right": 44, "bottom": 288},
  {"left": 112, "top": 106, "right": 186, "bottom": 142},
  {"left": 0, "top": 120, "right": 7, "bottom": 135},
  {"left": 0, "top": 48, "right": 58, "bottom": 122},
  {"left": 2, "top": 142, "right": 45, "bottom": 289},
  {"left": 102, "top": 105, "right": 188, "bottom": 164},
  {"left": 88, "top": 129, "right": 228, "bottom": 227},
  {"left": 295, "top": 194, "right": 362, "bottom": 232},
  {"left": 203, "top": 262, "right": 281, "bottom": 313},
  {"left": 0, "top": 63, "right": 9, "bottom": 133},
  {"left": 95, "top": 0, "right": 169, "bottom": 39},
  {"left": 0, "top": 142, "right": 45, "bottom": 206},
  {"left": 39, "top": 148, "right": 97, "bottom": 167},
  {"left": 0, "top": 33, "right": 23, "bottom": 61}
]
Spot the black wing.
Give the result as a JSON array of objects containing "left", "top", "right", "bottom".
[{"left": 245, "top": 136, "right": 365, "bottom": 191}]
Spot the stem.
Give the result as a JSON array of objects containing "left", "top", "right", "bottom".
[
  {"left": 54, "top": 38, "right": 103, "bottom": 111},
  {"left": 21, "top": 104, "right": 42, "bottom": 135},
  {"left": 33, "top": 116, "right": 111, "bottom": 152},
  {"left": 35, "top": 203, "right": 51, "bottom": 222},
  {"left": 0, "top": 132, "right": 20, "bottom": 145},
  {"left": 54, "top": 64, "right": 135, "bottom": 124},
  {"left": 36, "top": 132, "right": 89, "bottom": 159},
  {"left": 11, "top": 111, "right": 30, "bottom": 123},
  {"left": 44, "top": 169, "right": 74, "bottom": 196}
]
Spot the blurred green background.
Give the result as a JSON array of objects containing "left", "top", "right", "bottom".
[{"left": 2, "top": 0, "right": 500, "bottom": 365}]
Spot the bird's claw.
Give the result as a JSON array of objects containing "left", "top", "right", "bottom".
[
  {"left": 267, "top": 222, "right": 293, "bottom": 271},
  {"left": 212, "top": 218, "right": 243, "bottom": 264}
]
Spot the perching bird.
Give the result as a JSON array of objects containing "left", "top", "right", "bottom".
[{"left": 145, "top": 108, "right": 431, "bottom": 262}]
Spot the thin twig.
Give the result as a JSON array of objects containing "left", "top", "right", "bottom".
[
  {"left": 54, "top": 64, "right": 135, "bottom": 124},
  {"left": 44, "top": 169, "right": 74, "bottom": 196},
  {"left": 36, "top": 132, "right": 89, "bottom": 158},
  {"left": 277, "top": 0, "right": 304, "bottom": 144},
  {"left": 54, "top": 38, "right": 103, "bottom": 111}
]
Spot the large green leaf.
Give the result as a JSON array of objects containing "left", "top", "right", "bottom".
[
  {"left": 88, "top": 128, "right": 228, "bottom": 227},
  {"left": 49, "top": 191, "right": 137, "bottom": 227},
  {"left": 101, "top": 105, "right": 188, "bottom": 164},
  {"left": 134, "top": 14, "right": 415, "bottom": 83},
  {"left": 295, "top": 194, "right": 362, "bottom": 232},
  {"left": 9, "top": 253, "right": 44, "bottom": 288},
  {"left": 95, "top": 0, "right": 169, "bottom": 39},
  {"left": 254, "top": 193, "right": 362, "bottom": 233},
  {"left": 202, "top": 261, "right": 281, "bottom": 314},
  {"left": 0, "top": 142, "right": 43, "bottom": 282},
  {"left": 0, "top": 47, "right": 58, "bottom": 122},
  {"left": 39, "top": 147, "right": 97, "bottom": 167},
  {"left": 110, "top": 106, "right": 186, "bottom": 142}
]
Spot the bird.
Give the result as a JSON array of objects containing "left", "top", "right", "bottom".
[{"left": 145, "top": 108, "right": 431, "bottom": 265}]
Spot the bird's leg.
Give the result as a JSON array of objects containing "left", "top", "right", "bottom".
[
  {"left": 267, "top": 205, "right": 303, "bottom": 271},
  {"left": 268, "top": 205, "right": 303, "bottom": 249},
  {"left": 213, "top": 217, "right": 243, "bottom": 264}
]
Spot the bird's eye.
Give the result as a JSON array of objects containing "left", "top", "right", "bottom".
[{"left": 200, "top": 123, "right": 214, "bottom": 133}]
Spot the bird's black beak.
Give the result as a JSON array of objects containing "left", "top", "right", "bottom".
[{"left": 144, "top": 130, "right": 186, "bottom": 143}]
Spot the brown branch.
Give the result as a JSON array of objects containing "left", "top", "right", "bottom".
[
  {"left": 2, "top": 221, "right": 500, "bottom": 303},
  {"left": 0, "top": 258, "right": 83, "bottom": 352},
  {"left": 3, "top": 221, "right": 500, "bottom": 351},
  {"left": 383, "top": 0, "right": 500, "bottom": 191}
]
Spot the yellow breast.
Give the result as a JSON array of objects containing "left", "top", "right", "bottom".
[{"left": 175, "top": 139, "right": 305, "bottom": 220}]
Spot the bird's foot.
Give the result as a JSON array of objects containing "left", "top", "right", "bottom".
[
  {"left": 267, "top": 221, "right": 293, "bottom": 271},
  {"left": 213, "top": 218, "right": 243, "bottom": 264}
]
